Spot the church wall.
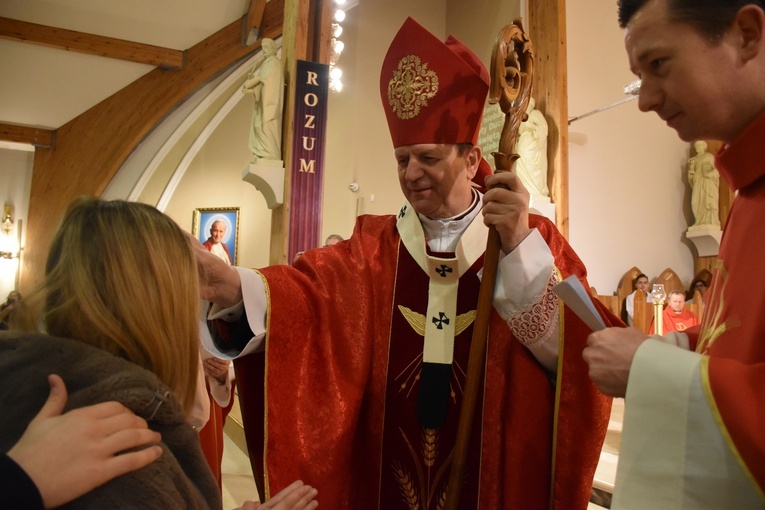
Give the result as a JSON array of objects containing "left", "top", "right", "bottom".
[
  {"left": 322, "top": 0, "right": 447, "bottom": 240},
  {"left": 445, "top": 0, "right": 521, "bottom": 68},
  {"left": 566, "top": 0, "right": 694, "bottom": 294},
  {"left": 163, "top": 98, "right": 273, "bottom": 270},
  {"left": 0, "top": 148, "right": 33, "bottom": 298}
]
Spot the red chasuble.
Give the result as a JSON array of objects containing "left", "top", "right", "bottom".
[
  {"left": 696, "top": 112, "right": 765, "bottom": 496},
  {"left": 232, "top": 213, "right": 617, "bottom": 509},
  {"left": 198, "top": 389, "right": 225, "bottom": 489},
  {"left": 649, "top": 307, "right": 700, "bottom": 334}
]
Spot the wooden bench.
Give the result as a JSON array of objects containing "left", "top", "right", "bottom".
[
  {"left": 590, "top": 287, "right": 620, "bottom": 318},
  {"left": 589, "top": 266, "right": 643, "bottom": 325},
  {"left": 596, "top": 267, "right": 706, "bottom": 334}
]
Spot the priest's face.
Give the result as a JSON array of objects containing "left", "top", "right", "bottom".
[
  {"left": 668, "top": 293, "right": 685, "bottom": 313},
  {"left": 624, "top": 0, "right": 751, "bottom": 143},
  {"left": 395, "top": 143, "right": 480, "bottom": 218}
]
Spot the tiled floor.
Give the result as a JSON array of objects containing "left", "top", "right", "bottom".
[
  {"left": 589, "top": 397, "right": 623, "bottom": 509},
  {"left": 221, "top": 432, "right": 260, "bottom": 509},
  {"left": 220, "top": 394, "right": 260, "bottom": 510},
  {"left": 594, "top": 397, "right": 623, "bottom": 492}
]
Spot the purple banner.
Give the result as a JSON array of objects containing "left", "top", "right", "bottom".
[{"left": 288, "top": 60, "right": 329, "bottom": 264}]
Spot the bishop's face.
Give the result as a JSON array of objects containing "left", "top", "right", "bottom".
[{"left": 395, "top": 143, "right": 479, "bottom": 218}]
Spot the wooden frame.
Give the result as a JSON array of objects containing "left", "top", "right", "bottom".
[{"left": 192, "top": 207, "right": 240, "bottom": 265}]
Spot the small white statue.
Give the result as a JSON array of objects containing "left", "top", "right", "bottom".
[
  {"left": 242, "top": 38, "right": 285, "bottom": 164},
  {"left": 688, "top": 140, "right": 720, "bottom": 228},
  {"left": 515, "top": 97, "right": 550, "bottom": 199}
]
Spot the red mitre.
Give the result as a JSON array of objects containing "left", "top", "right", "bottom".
[{"left": 380, "top": 17, "right": 492, "bottom": 186}]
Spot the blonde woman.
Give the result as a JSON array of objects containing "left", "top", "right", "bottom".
[{"left": 0, "top": 198, "right": 316, "bottom": 509}]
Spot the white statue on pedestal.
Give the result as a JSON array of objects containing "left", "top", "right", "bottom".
[
  {"left": 242, "top": 38, "right": 284, "bottom": 164},
  {"left": 515, "top": 97, "right": 550, "bottom": 199},
  {"left": 688, "top": 140, "right": 720, "bottom": 229}
]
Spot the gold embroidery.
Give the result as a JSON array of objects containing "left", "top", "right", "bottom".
[
  {"left": 393, "top": 462, "right": 420, "bottom": 509},
  {"left": 391, "top": 302, "right": 475, "bottom": 507},
  {"left": 455, "top": 311, "right": 477, "bottom": 337},
  {"left": 388, "top": 55, "right": 439, "bottom": 120},
  {"left": 396, "top": 351, "right": 423, "bottom": 397},
  {"left": 398, "top": 305, "right": 476, "bottom": 337},
  {"left": 423, "top": 428, "right": 438, "bottom": 468},
  {"left": 395, "top": 427, "right": 452, "bottom": 509},
  {"left": 697, "top": 260, "right": 740, "bottom": 352},
  {"left": 399, "top": 305, "right": 427, "bottom": 336},
  {"left": 436, "top": 491, "right": 447, "bottom": 510},
  {"left": 396, "top": 305, "right": 476, "bottom": 399},
  {"left": 395, "top": 351, "right": 467, "bottom": 402}
]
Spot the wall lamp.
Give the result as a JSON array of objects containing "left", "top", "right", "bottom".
[
  {"left": 568, "top": 80, "right": 641, "bottom": 124},
  {"left": 1, "top": 204, "right": 12, "bottom": 236},
  {"left": 0, "top": 204, "right": 21, "bottom": 259}
]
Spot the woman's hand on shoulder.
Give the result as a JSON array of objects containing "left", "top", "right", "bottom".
[{"left": 8, "top": 374, "right": 162, "bottom": 508}]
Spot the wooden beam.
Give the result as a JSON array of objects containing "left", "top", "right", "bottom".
[
  {"left": 310, "top": 0, "right": 332, "bottom": 63},
  {"left": 0, "top": 16, "right": 185, "bottom": 69},
  {"left": 528, "top": 0, "right": 569, "bottom": 239},
  {"left": 268, "top": 0, "right": 313, "bottom": 266},
  {"left": 0, "top": 123, "right": 54, "bottom": 147},
  {"left": 20, "top": 0, "right": 285, "bottom": 291},
  {"left": 244, "top": 0, "right": 269, "bottom": 45}
]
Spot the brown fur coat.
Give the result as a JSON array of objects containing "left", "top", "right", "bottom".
[{"left": 0, "top": 332, "right": 221, "bottom": 509}]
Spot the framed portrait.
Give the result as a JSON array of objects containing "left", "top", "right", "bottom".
[{"left": 192, "top": 207, "right": 240, "bottom": 265}]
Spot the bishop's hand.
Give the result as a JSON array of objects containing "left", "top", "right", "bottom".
[
  {"left": 187, "top": 232, "right": 243, "bottom": 308},
  {"left": 481, "top": 170, "right": 531, "bottom": 253}
]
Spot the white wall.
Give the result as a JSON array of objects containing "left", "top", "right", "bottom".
[
  {"left": 566, "top": 0, "right": 695, "bottom": 293},
  {"left": 163, "top": 98, "right": 273, "bottom": 270},
  {"left": 322, "top": 0, "right": 447, "bottom": 242},
  {"left": 446, "top": 0, "right": 521, "bottom": 66}
]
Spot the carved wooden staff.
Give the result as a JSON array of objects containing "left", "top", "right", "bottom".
[{"left": 444, "top": 20, "right": 534, "bottom": 509}]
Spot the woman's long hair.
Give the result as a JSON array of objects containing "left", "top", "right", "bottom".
[{"left": 16, "top": 197, "right": 199, "bottom": 412}]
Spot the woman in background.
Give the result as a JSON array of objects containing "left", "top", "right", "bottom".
[{"left": 0, "top": 290, "right": 21, "bottom": 329}]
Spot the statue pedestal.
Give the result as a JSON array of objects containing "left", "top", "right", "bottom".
[
  {"left": 686, "top": 226, "right": 722, "bottom": 257},
  {"left": 529, "top": 195, "right": 556, "bottom": 224},
  {"left": 242, "top": 160, "right": 285, "bottom": 209}
]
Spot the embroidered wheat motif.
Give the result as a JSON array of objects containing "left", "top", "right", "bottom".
[
  {"left": 393, "top": 462, "right": 420, "bottom": 510},
  {"left": 423, "top": 428, "right": 438, "bottom": 468},
  {"left": 436, "top": 489, "right": 447, "bottom": 510}
]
